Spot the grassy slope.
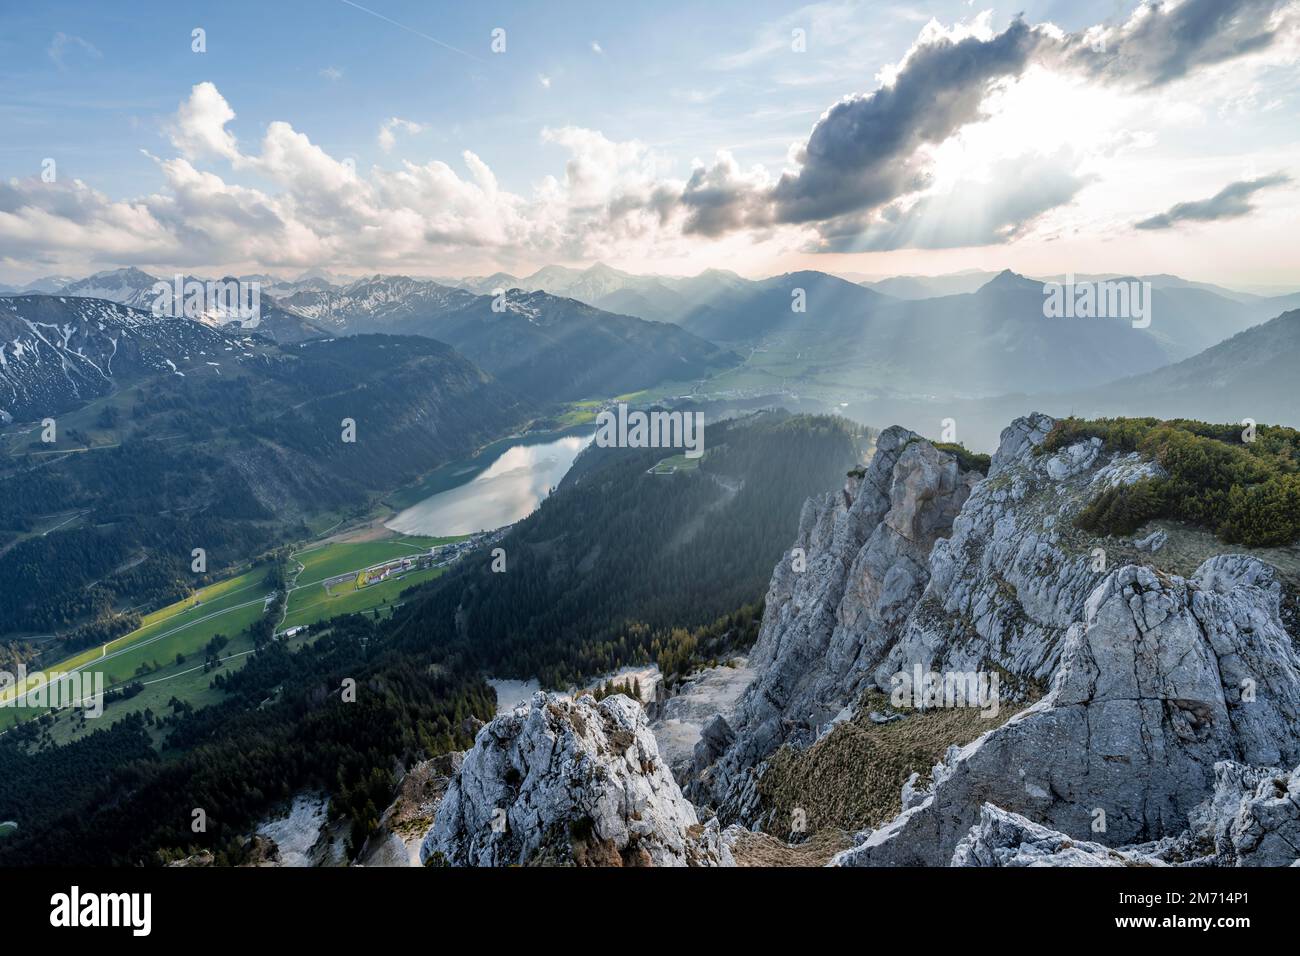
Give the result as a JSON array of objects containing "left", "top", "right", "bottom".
[
  {"left": 0, "top": 535, "right": 456, "bottom": 736},
  {"left": 0, "top": 570, "right": 270, "bottom": 708}
]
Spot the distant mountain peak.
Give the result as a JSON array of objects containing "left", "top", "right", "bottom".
[{"left": 979, "top": 269, "right": 1041, "bottom": 294}]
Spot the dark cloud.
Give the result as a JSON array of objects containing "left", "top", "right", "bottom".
[
  {"left": 1063, "top": 0, "right": 1292, "bottom": 89},
  {"left": 1134, "top": 172, "right": 1290, "bottom": 229},
  {"left": 769, "top": 18, "right": 1043, "bottom": 227},
  {"left": 679, "top": 156, "right": 774, "bottom": 237}
]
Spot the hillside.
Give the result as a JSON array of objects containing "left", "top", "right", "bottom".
[
  {"left": 1074, "top": 308, "right": 1300, "bottom": 424},
  {"left": 0, "top": 295, "right": 253, "bottom": 424},
  {"left": 387, "top": 410, "right": 864, "bottom": 686},
  {"left": 0, "top": 331, "right": 530, "bottom": 634},
  {"left": 407, "top": 289, "right": 738, "bottom": 402},
  {"left": 677, "top": 270, "right": 896, "bottom": 345}
]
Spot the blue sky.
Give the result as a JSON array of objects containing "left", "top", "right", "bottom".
[{"left": 2, "top": 1, "right": 1298, "bottom": 285}]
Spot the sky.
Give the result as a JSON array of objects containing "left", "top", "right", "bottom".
[{"left": 1, "top": 0, "right": 1298, "bottom": 287}]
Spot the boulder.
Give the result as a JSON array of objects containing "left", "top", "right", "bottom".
[{"left": 422, "top": 692, "right": 728, "bottom": 867}]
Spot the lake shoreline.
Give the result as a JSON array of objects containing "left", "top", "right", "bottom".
[{"left": 384, "top": 427, "right": 595, "bottom": 538}]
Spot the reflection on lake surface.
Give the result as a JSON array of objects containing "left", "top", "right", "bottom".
[{"left": 385, "top": 431, "right": 594, "bottom": 536}]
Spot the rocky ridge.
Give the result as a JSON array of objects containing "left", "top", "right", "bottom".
[
  {"left": 695, "top": 426, "right": 981, "bottom": 815},
  {"left": 692, "top": 412, "right": 1300, "bottom": 866}
]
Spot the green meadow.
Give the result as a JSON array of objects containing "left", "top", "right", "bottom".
[{"left": 291, "top": 535, "right": 455, "bottom": 587}]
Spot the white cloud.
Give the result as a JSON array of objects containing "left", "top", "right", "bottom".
[
  {"left": 378, "top": 117, "right": 424, "bottom": 152},
  {"left": 0, "top": 84, "right": 731, "bottom": 275},
  {"left": 47, "top": 32, "right": 101, "bottom": 70},
  {"left": 168, "top": 82, "right": 241, "bottom": 162}
]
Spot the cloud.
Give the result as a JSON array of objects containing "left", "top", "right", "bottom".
[
  {"left": 320, "top": 66, "right": 343, "bottom": 81},
  {"left": 679, "top": 153, "right": 774, "bottom": 237},
  {"left": 683, "top": 1, "right": 1299, "bottom": 248},
  {"left": 47, "top": 33, "right": 101, "bottom": 70},
  {"left": 677, "top": 17, "right": 1049, "bottom": 241},
  {"left": 1060, "top": 0, "right": 1298, "bottom": 89},
  {"left": 168, "top": 82, "right": 241, "bottom": 162},
  {"left": 0, "top": 84, "right": 699, "bottom": 274},
  {"left": 6, "top": 0, "right": 1299, "bottom": 277},
  {"left": 1134, "top": 172, "right": 1291, "bottom": 229},
  {"left": 377, "top": 117, "right": 423, "bottom": 152},
  {"left": 538, "top": 74, "right": 552, "bottom": 89},
  {"left": 812, "top": 155, "right": 1096, "bottom": 252},
  {"left": 768, "top": 18, "right": 1043, "bottom": 228},
  {"left": 591, "top": 40, "right": 604, "bottom": 55}
]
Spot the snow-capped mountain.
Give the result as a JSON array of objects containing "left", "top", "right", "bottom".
[
  {"left": 45, "top": 269, "right": 327, "bottom": 343},
  {"left": 0, "top": 275, "right": 78, "bottom": 295},
  {"left": 56, "top": 267, "right": 168, "bottom": 309},
  {"left": 0, "top": 295, "right": 256, "bottom": 423},
  {"left": 276, "top": 275, "right": 477, "bottom": 330},
  {"left": 269, "top": 275, "right": 739, "bottom": 403},
  {"left": 453, "top": 271, "right": 522, "bottom": 295}
]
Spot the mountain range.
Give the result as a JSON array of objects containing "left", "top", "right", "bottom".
[
  {"left": 2, "top": 269, "right": 737, "bottom": 409},
  {"left": 439, "top": 264, "right": 1297, "bottom": 398},
  {"left": 4, "top": 263, "right": 1297, "bottom": 431}
]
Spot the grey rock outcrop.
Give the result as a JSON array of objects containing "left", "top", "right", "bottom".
[
  {"left": 1205, "top": 761, "right": 1300, "bottom": 866},
  {"left": 874, "top": 417, "right": 1166, "bottom": 691},
  {"left": 952, "top": 804, "right": 1154, "bottom": 867},
  {"left": 953, "top": 758, "right": 1300, "bottom": 867},
  {"left": 695, "top": 427, "right": 980, "bottom": 813},
  {"left": 422, "top": 692, "right": 729, "bottom": 867},
  {"left": 833, "top": 555, "right": 1300, "bottom": 866},
  {"left": 1135, "top": 529, "right": 1168, "bottom": 552},
  {"left": 682, "top": 410, "right": 1300, "bottom": 867},
  {"left": 357, "top": 753, "right": 462, "bottom": 867}
]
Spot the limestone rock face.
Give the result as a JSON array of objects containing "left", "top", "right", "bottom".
[
  {"left": 952, "top": 804, "right": 1152, "bottom": 867},
  {"left": 833, "top": 556, "right": 1300, "bottom": 866},
  {"left": 422, "top": 692, "right": 727, "bottom": 867},
  {"left": 874, "top": 419, "right": 1165, "bottom": 692},
  {"left": 357, "top": 754, "right": 462, "bottom": 867},
  {"left": 1210, "top": 761, "right": 1300, "bottom": 866},
  {"left": 680, "top": 410, "right": 1300, "bottom": 867},
  {"left": 952, "top": 758, "right": 1300, "bottom": 868},
  {"left": 696, "top": 427, "right": 979, "bottom": 813}
]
